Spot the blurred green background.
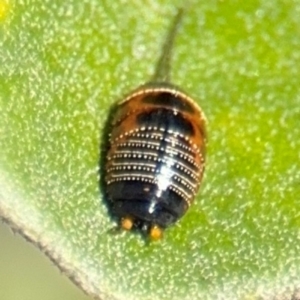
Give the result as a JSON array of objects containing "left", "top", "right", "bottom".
[{"left": 0, "top": 222, "right": 90, "bottom": 300}]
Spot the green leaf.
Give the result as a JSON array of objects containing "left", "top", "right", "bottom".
[{"left": 1, "top": 1, "right": 300, "bottom": 300}]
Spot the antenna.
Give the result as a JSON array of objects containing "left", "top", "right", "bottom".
[{"left": 152, "top": 8, "right": 185, "bottom": 83}]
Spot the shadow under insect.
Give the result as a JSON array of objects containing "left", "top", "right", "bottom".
[{"left": 98, "top": 102, "right": 119, "bottom": 224}]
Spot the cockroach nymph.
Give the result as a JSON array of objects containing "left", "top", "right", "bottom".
[{"left": 104, "top": 8, "right": 207, "bottom": 240}]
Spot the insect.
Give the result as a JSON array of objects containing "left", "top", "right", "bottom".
[{"left": 105, "top": 8, "right": 207, "bottom": 240}]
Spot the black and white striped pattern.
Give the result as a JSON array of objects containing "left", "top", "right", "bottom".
[{"left": 106, "top": 125, "right": 204, "bottom": 206}]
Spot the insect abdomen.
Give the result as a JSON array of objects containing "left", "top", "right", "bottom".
[{"left": 105, "top": 86, "right": 206, "bottom": 229}]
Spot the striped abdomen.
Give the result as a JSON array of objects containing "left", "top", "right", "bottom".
[{"left": 105, "top": 84, "right": 206, "bottom": 229}]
